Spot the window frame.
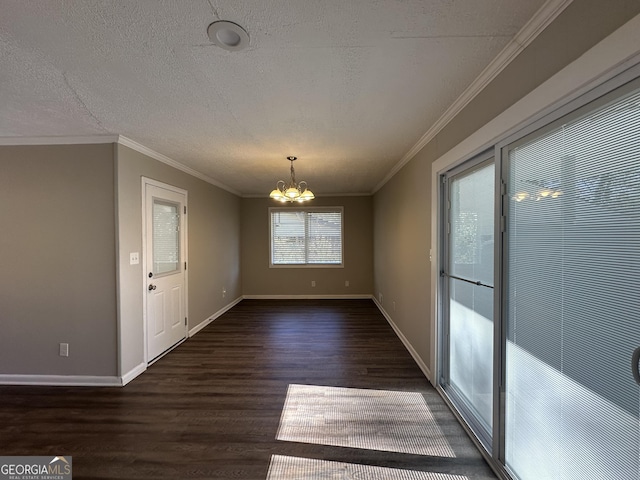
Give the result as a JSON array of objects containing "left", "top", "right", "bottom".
[{"left": 269, "top": 206, "right": 344, "bottom": 268}]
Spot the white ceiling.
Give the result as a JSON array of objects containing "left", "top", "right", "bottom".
[{"left": 0, "top": 0, "right": 549, "bottom": 196}]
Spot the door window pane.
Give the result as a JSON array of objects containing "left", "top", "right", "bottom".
[
  {"left": 450, "top": 165, "right": 495, "bottom": 286},
  {"left": 449, "top": 278, "right": 494, "bottom": 430},
  {"left": 447, "top": 162, "right": 495, "bottom": 439},
  {"left": 153, "top": 200, "right": 180, "bottom": 275}
]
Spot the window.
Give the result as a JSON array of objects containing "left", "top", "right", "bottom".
[
  {"left": 270, "top": 207, "right": 343, "bottom": 267},
  {"left": 152, "top": 200, "right": 181, "bottom": 275}
]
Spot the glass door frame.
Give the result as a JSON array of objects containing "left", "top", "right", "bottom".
[{"left": 438, "top": 149, "right": 503, "bottom": 454}]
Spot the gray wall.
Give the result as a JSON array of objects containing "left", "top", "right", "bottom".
[
  {"left": 241, "top": 196, "right": 373, "bottom": 296},
  {"left": 372, "top": 0, "right": 640, "bottom": 380},
  {"left": 374, "top": 154, "right": 432, "bottom": 365},
  {"left": 0, "top": 144, "right": 117, "bottom": 376},
  {"left": 116, "top": 144, "right": 242, "bottom": 376}
]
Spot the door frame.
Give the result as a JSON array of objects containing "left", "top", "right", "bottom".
[{"left": 141, "top": 177, "right": 189, "bottom": 364}]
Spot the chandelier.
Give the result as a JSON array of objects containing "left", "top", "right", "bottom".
[{"left": 269, "top": 156, "right": 315, "bottom": 202}]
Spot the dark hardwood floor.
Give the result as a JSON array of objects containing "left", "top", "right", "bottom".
[{"left": 0, "top": 299, "right": 497, "bottom": 479}]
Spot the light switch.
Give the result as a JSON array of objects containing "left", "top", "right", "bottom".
[{"left": 130, "top": 252, "right": 140, "bottom": 265}]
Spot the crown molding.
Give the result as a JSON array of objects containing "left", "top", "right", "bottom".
[
  {"left": 241, "top": 192, "right": 372, "bottom": 199},
  {"left": 311, "top": 192, "right": 373, "bottom": 198},
  {"left": 0, "top": 133, "right": 241, "bottom": 196},
  {"left": 0, "top": 134, "right": 119, "bottom": 145},
  {"left": 373, "top": 0, "right": 573, "bottom": 193},
  {"left": 116, "top": 136, "right": 241, "bottom": 196}
]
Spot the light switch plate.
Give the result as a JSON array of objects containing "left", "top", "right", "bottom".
[{"left": 130, "top": 252, "right": 140, "bottom": 265}]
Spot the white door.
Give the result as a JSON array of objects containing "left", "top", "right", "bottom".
[{"left": 144, "top": 180, "right": 187, "bottom": 362}]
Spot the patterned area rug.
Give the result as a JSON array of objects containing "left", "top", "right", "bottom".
[
  {"left": 276, "top": 384, "right": 456, "bottom": 457},
  {"left": 266, "top": 455, "right": 469, "bottom": 480}
]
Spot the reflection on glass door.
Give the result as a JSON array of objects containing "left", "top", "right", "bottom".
[{"left": 442, "top": 159, "right": 495, "bottom": 447}]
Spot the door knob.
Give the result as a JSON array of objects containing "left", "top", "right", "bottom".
[{"left": 148, "top": 284, "right": 157, "bottom": 291}]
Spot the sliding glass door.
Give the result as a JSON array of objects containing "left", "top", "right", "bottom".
[
  {"left": 503, "top": 83, "right": 640, "bottom": 480},
  {"left": 439, "top": 76, "right": 640, "bottom": 480},
  {"left": 441, "top": 156, "right": 495, "bottom": 448}
]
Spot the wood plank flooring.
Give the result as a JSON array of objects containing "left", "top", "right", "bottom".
[{"left": 0, "top": 299, "right": 497, "bottom": 479}]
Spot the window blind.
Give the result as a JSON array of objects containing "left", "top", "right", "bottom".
[
  {"left": 271, "top": 209, "right": 343, "bottom": 266},
  {"left": 504, "top": 86, "right": 640, "bottom": 479},
  {"left": 153, "top": 200, "right": 180, "bottom": 275},
  {"left": 307, "top": 211, "right": 342, "bottom": 264}
]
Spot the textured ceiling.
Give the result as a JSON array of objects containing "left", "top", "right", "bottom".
[{"left": 0, "top": 0, "right": 547, "bottom": 196}]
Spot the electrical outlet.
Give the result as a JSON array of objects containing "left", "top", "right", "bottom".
[
  {"left": 222, "top": 288, "right": 226, "bottom": 298},
  {"left": 129, "top": 252, "right": 139, "bottom": 265},
  {"left": 59, "top": 343, "right": 69, "bottom": 357},
  {"left": 311, "top": 280, "right": 316, "bottom": 287},
  {"left": 345, "top": 280, "right": 349, "bottom": 287},
  {"left": 379, "top": 293, "right": 383, "bottom": 304}
]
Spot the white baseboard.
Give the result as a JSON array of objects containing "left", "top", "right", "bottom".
[
  {"left": 120, "top": 362, "right": 146, "bottom": 386},
  {"left": 242, "top": 294, "right": 373, "bottom": 300},
  {"left": 0, "top": 374, "right": 122, "bottom": 387},
  {"left": 188, "top": 296, "right": 243, "bottom": 337},
  {"left": 372, "top": 297, "right": 432, "bottom": 381}
]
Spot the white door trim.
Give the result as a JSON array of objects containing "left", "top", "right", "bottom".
[{"left": 141, "top": 177, "right": 189, "bottom": 364}]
